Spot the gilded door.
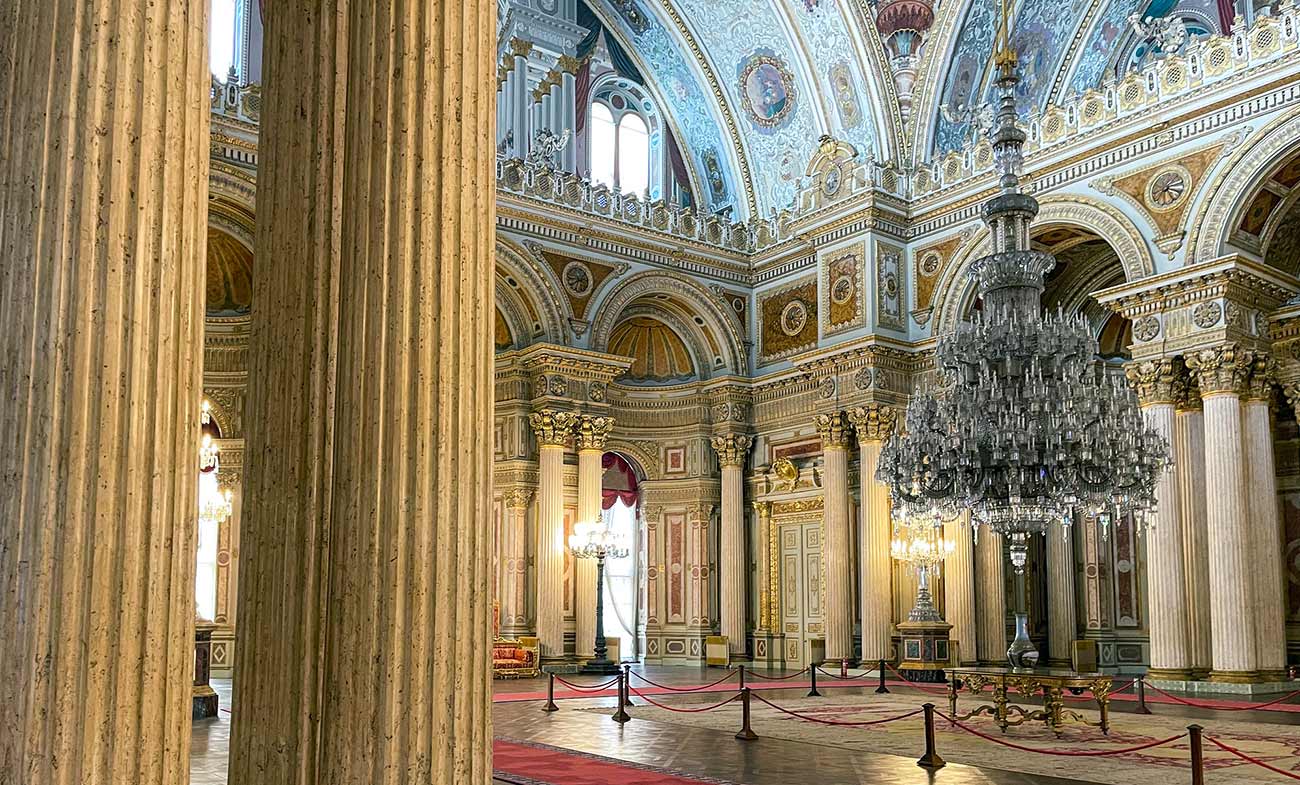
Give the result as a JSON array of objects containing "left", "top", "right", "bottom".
[{"left": 779, "top": 520, "right": 824, "bottom": 667}]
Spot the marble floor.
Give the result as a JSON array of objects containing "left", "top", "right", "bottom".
[{"left": 190, "top": 665, "right": 1300, "bottom": 784}]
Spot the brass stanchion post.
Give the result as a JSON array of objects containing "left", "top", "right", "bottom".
[
  {"left": 622, "top": 663, "right": 637, "bottom": 707},
  {"left": 916, "top": 703, "right": 947, "bottom": 770},
  {"left": 1136, "top": 678, "right": 1152, "bottom": 715},
  {"left": 734, "top": 688, "right": 758, "bottom": 741},
  {"left": 611, "top": 669, "right": 631, "bottom": 724},
  {"left": 876, "top": 658, "right": 890, "bottom": 694},
  {"left": 840, "top": 657, "right": 849, "bottom": 679},
  {"left": 542, "top": 671, "right": 559, "bottom": 712},
  {"left": 1188, "top": 724, "right": 1204, "bottom": 785},
  {"left": 807, "top": 662, "right": 821, "bottom": 697}
]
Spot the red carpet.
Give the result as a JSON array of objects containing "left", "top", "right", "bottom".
[{"left": 493, "top": 739, "right": 734, "bottom": 785}]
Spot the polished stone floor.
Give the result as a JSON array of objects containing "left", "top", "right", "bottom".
[{"left": 190, "top": 665, "right": 1300, "bottom": 784}]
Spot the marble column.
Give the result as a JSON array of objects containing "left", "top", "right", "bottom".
[
  {"left": 0, "top": 2, "right": 207, "bottom": 780},
  {"left": 531, "top": 409, "right": 580, "bottom": 660},
  {"left": 816, "top": 412, "right": 855, "bottom": 662},
  {"left": 1186, "top": 346, "right": 1259, "bottom": 681},
  {"left": 501, "top": 489, "right": 534, "bottom": 637},
  {"left": 1045, "top": 525, "right": 1078, "bottom": 667},
  {"left": 1245, "top": 359, "right": 1287, "bottom": 680},
  {"left": 713, "top": 433, "right": 753, "bottom": 655},
  {"left": 975, "top": 531, "right": 1008, "bottom": 664},
  {"left": 943, "top": 516, "right": 979, "bottom": 665},
  {"left": 1126, "top": 359, "right": 1192, "bottom": 679},
  {"left": 1176, "top": 378, "right": 1213, "bottom": 677},
  {"left": 753, "top": 501, "right": 775, "bottom": 635},
  {"left": 575, "top": 415, "right": 614, "bottom": 659},
  {"left": 848, "top": 404, "right": 897, "bottom": 663},
  {"left": 230, "top": 2, "right": 499, "bottom": 781}
]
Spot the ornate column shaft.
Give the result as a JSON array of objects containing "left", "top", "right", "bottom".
[
  {"left": 1176, "top": 379, "right": 1212, "bottom": 677},
  {"left": 0, "top": 2, "right": 208, "bottom": 781},
  {"left": 531, "top": 409, "right": 579, "bottom": 659},
  {"left": 1125, "top": 359, "right": 1192, "bottom": 679},
  {"left": 817, "top": 412, "right": 854, "bottom": 661},
  {"left": 943, "top": 516, "right": 979, "bottom": 665},
  {"left": 1246, "top": 361, "right": 1286, "bottom": 679},
  {"left": 712, "top": 433, "right": 753, "bottom": 655},
  {"left": 848, "top": 405, "right": 897, "bottom": 662},
  {"left": 1187, "top": 346, "right": 1259, "bottom": 681},
  {"left": 575, "top": 415, "right": 614, "bottom": 659},
  {"left": 1045, "top": 525, "right": 1078, "bottom": 667},
  {"left": 501, "top": 490, "right": 534, "bottom": 637},
  {"left": 975, "top": 531, "right": 1007, "bottom": 663}
]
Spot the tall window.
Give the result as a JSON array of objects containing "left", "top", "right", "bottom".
[
  {"left": 210, "top": 0, "right": 240, "bottom": 81},
  {"left": 588, "top": 97, "right": 651, "bottom": 195}
]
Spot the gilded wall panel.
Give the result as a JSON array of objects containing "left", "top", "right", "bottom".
[
  {"left": 821, "top": 243, "right": 865, "bottom": 336},
  {"left": 913, "top": 233, "right": 966, "bottom": 315},
  {"left": 758, "top": 277, "right": 818, "bottom": 364},
  {"left": 875, "top": 240, "right": 905, "bottom": 330}
]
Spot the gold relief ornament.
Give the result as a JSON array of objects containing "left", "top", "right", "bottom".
[
  {"left": 529, "top": 409, "right": 580, "bottom": 447},
  {"left": 1175, "top": 372, "right": 1204, "bottom": 411},
  {"left": 846, "top": 403, "right": 897, "bottom": 442},
  {"left": 503, "top": 488, "right": 534, "bottom": 510},
  {"left": 1247, "top": 356, "right": 1277, "bottom": 402},
  {"left": 1185, "top": 344, "right": 1256, "bottom": 395},
  {"left": 1123, "top": 357, "right": 1185, "bottom": 406},
  {"left": 814, "top": 411, "right": 852, "bottom": 448},
  {"left": 710, "top": 433, "right": 753, "bottom": 467},
  {"left": 576, "top": 415, "right": 615, "bottom": 451},
  {"left": 1132, "top": 315, "right": 1160, "bottom": 343},
  {"left": 769, "top": 457, "right": 798, "bottom": 491}
]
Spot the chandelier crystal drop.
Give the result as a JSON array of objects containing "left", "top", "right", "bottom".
[{"left": 875, "top": 54, "right": 1170, "bottom": 575}]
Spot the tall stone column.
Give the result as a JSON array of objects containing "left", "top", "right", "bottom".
[
  {"left": 943, "top": 516, "right": 979, "bottom": 665},
  {"left": 0, "top": 3, "right": 208, "bottom": 781},
  {"left": 848, "top": 404, "right": 897, "bottom": 663},
  {"left": 1176, "top": 377, "right": 1213, "bottom": 677},
  {"left": 712, "top": 433, "right": 753, "bottom": 655},
  {"left": 1246, "top": 359, "right": 1287, "bottom": 680},
  {"left": 753, "top": 501, "right": 774, "bottom": 635},
  {"left": 1186, "top": 345, "right": 1259, "bottom": 681},
  {"left": 816, "top": 412, "right": 855, "bottom": 662},
  {"left": 575, "top": 415, "right": 614, "bottom": 659},
  {"left": 531, "top": 409, "right": 579, "bottom": 660},
  {"left": 1045, "top": 525, "right": 1077, "bottom": 667},
  {"left": 229, "top": 2, "right": 499, "bottom": 782},
  {"left": 501, "top": 490, "right": 534, "bottom": 637},
  {"left": 1126, "top": 359, "right": 1192, "bottom": 679},
  {"left": 975, "top": 531, "right": 1008, "bottom": 664}
]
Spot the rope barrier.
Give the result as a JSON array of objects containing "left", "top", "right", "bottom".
[
  {"left": 627, "top": 686, "right": 742, "bottom": 714},
  {"left": 750, "top": 692, "right": 924, "bottom": 727},
  {"left": 936, "top": 711, "right": 1186, "bottom": 757},
  {"left": 552, "top": 675, "right": 621, "bottom": 692},
  {"left": 814, "top": 665, "right": 871, "bottom": 681},
  {"left": 628, "top": 670, "right": 736, "bottom": 691},
  {"left": 1142, "top": 680, "right": 1300, "bottom": 711},
  {"left": 745, "top": 666, "right": 811, "bottom": 681},
  {"left": 883, "top": 661, "right": 950, "bottom": 694},
  {"left": 1205, "top": 736, "right": 1300, "bottom": 780}
]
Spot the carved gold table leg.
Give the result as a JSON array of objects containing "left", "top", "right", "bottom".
[
  {"left": 993, "top": 680, "right": 1009, "bottom": 732},
  {"left": 1098, "top": 692, "right": 1110, "bottom": 735},
  {"left": 1044, "top": 685, "right": 1064, "bottom": 737},
  {"left": 948, "top": 677, "right": 958, "bottom": 716}
]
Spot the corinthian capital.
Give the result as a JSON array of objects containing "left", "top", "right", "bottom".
[
  {"left": 529, "top": 408, "right": 579, "bottom": 447},
  {"left": 1246, "top": 356, "right": 1277, "bottom": 402},
  {"left": 846, "top": 403, "right": 897, "bottom": 443},
  {"left": 711, "top": 433, "right": 753, "bottom": 467},
  {"left": 1124, "top": 357, "right": 1185, "bottom": 406},
  {"left": 1185, "top": 344, "right": 1255, "bottom": 396},
  {"left": 503, "top": 488, "right": 534, "bottom": 510},
  {"left": 814, "top": 411, "right": 853, "bottom": 449},
  {"left": 575, "top": 414, "right": 615, "bottom": 451}
]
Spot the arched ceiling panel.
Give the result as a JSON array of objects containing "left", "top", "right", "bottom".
[
  {"left": 206, "top": 228, "right": 253, "bottom": 316},
  {"left": 609, "top": 315, "right": 698, "bottom": 383}
]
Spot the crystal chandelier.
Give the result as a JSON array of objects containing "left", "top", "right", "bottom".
[
  {"left": 198, "top": 402, "right": 232, "bottom": 526},
  {"left": 875, "top": 47, "right": 1169, "bottom": 577},
  {"left": 891, "top": 519, "right": 954, "bottom": 623}
]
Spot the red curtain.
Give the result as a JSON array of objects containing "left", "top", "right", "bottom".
[
  {"left": 601, "top": 452, "right": 638, "bottom": 510},
  {"left": 1217, "top": 0, "right": 1235, "bottom": 33}
]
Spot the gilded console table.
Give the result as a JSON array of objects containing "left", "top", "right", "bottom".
[{"left": 947, "top": 667, "right": 1111, "bottom": 737}]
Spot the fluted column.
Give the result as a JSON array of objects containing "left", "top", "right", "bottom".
[
  {"left": 1176, "top": 378, "right": 1212, "bottom": 677},
  {"left": 1126, "top": 359, "right": 1192, "bottom": 679},
  {"left": 1246, "top": 360, "right": 1287, "bottom": 680},
  {"left": 229, "top": 2, "right": 499, "bottom": 781},
  {"left": 0, "top": 3, "right": 207, "bottom": 781},
  {"left": 943, "top": 516, "right": 979, "bottom": 665},
  {"left": 1187, "top": 345, "right": 1259, "bottom": 681},
  {"left": 575, "top": 415, "right": 614, "bottom": 659},
  {"left": 531, "top": 409, "right": 580, "bottom": 659},
  {"left": 848, "top": 404, "right": 897, "bottom": 662},
  {"left": 501, "top": 489, "right": 534, "bottom": 637},
  {"left": 975, "top": 531, "right": 1007, "bottom": 664},
  {"left": 1045, "top": 526, "right": 1078, "bottom": 667},
  {"left": 509, "top": 38, "right": 533, "bottom": 160},
  {"left": 817, "top": 412, "right": 854, "bottom": 661},
  {"left": 753, "top": 501, "right": 774, "bottom": 635},
  {"left": 712, "top": 433, "right": 753, "bottom": 655}
]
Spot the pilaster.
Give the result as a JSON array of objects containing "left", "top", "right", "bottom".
[{"left": 712, "top": 434, "right": 753, "bottom": 655}]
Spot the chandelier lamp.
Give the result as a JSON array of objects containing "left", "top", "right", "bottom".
[
  {"left": 198, "top": 401, "right": 232, "bottom": 527},
  {"left": 568, "top": 521, "right": 629, "bottom": 675},
  {"left": 891, "top": 519, "right": 954, "bottom": 623}
]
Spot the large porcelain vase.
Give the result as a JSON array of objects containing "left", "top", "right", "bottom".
[{"left": 1006, "top": 612, "right": 1039, "bottom": 670}]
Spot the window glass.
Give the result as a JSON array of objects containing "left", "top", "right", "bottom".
[
  {"left": 210, "top": 0, "right": 238, "bottom": 81},
  {"left": 590, "top": 102, "right": 617, "bottom": 188},
  {"left": 618, "top": 113, "right": 649, "bottom": 196}
]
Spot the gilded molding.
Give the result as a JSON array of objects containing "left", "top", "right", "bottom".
[
  {"left": 846, "top": 403, "right": 897, "bottom": 443},
  {"left": 529, "top": 408, "right": 580, "bottom": 447}
]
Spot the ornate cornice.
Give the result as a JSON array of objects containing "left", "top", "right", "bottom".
[
  {"left": 814, "top": 411, "right": 852, "bottom": 449},
  {"left": 529, "top": 408, "right": 580, "bottom": 447},
  {"left": 711, "top": 433, "right": 753, "bottom": 468},
  {"left": 1124, "top": 358, "right": 1186, "bottom": 407},
  {"left": 1185, "top": 344, "right": 1256, "bottom": 397},
  {"left": 846, "top": 403, "right": 897, "bottom": 443}
]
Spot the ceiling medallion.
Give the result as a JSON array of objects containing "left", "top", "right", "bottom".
[
  {"left": 1146, "top": 165, "right": 1189, "bottom": 211},
  {"left": 919, "top": 251, "right": 942, "bottom": 277},
  {"left": 779, "top": 300, "right": 808, "bottom": 336},
  {"left": 830, "top": 274, "right": 854, "bottom": 305},
  {"left": 561, "top": 261, "right": 593, "bottom": 298},
  {"left": 737, "top": 49, "right": 797, "bottom": 131}
]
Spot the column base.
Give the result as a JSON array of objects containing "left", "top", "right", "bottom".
[
  {"left": 1209, "top": 669, "right": 1262, "bottom": 684},
  {"left": 1145, "top": 667, "right": 1195, "bottom": 681},
  {"left": 192, "top": 685, "right": 219, "bottom": 720}
]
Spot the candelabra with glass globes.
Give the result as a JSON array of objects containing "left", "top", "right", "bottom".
[
  {"left": 891, "top": 518, "right": 956, "bottom": 680},
  {"left": 568, "top": 521, "right": 629, "bottom": 675}
]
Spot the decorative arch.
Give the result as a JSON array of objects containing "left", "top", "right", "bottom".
[
  {"left": 931, "top": 195, "right": 1155, "bottom": 334},
  {"left": 495, "top": 238, "right": 567, "bottom": 345},
  {"left": 206, "top": 227, "right": 254, "bottom": 316},
  {"left": 588, "top": 270, "right": 746, "bottom": 377},
  {"left": 1192, "top": 112, "right": 1300, "bottom": 265},
  {"left": 603, "top": 440, "right": 661, "bottom": 482}
]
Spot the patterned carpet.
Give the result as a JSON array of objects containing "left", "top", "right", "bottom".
[
  {"left": 580, "top": 692, "right": 1300, "bottom": 784},
  {"left": 493, "top": 738, "right": 738, "bottom": 785}
]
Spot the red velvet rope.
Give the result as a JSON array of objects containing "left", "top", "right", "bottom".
[
  {"left": 552, "top": 675, "right": 621, "bottom": 692},
  {"left": 627, "top": 686, "right": 741, "bottom": 713},
  {"left": 750, "top": 693, "right": 924, "bottom": 727},
  {"left": 628, "top": 670, "right": 737, "bottom": 691},
  {"left": 814, "top": 666, "right": 872, "bottom": 681},
  {"left": 884, "top": 662, "right": 950, "bottom": 694},
  {"left": 1206, "top": 736, "right": 1300, "bottom": 780},
  {"left": 1142, "top": 680, "right": 1300, "bottom": 711},
  {"left": 745, "top": 667, "right": 811, "bottom": 681},
  {"left": 937, "top": 712, "right": 1186, "bottom": 757}
]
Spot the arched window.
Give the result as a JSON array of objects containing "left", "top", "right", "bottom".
[
  {"left": 587, "top": 81, "right": 658, "bottom": 197},
  {"left": 617, "top": 113, "right": 649, "bottom": 196},
  {"left": 590, "top": 102, "right": 618, "bottom": 188}
]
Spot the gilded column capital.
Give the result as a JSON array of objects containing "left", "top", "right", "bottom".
[
  {"left": 508, "top": 37, "right": 534, "bottom": 58},
  {"left": 1185, "top": 344, "right": 1255, "bottom": 397},
  {"left": 575, "top": 414, "right": 615, "bottom": 451},
  {"left": 556, "top": 54, "right": 583, "bottom": 75},
  {"left": 815, "top": 411, "right": 853, "bottom": 449},
  {"left": 1175, "top": 371, "right": 1203, "bottom": 412},
  {"left": 751, "top": 500, "right": 772, "bottom": 518},
  {"left": 529, "top": 408, "right": 579, "bottom": 447},
  {"left": 503, "top": 488, "right": 534, "bottom": 511},
  {"left": 711, "top": 433, "right": 753, "bottom": 467},
  {"left": 1283, "top": 383, "right": 1300, "bottom": 422},
  {"left": 1246, "top": 356, "right": 1278, "bottom": 402},
  {"left": 846, "top": 404, "right": 897, "bottom": 443},
  {"left": 1124, "top": 357, "right": 1185, "bottom": 406}
]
